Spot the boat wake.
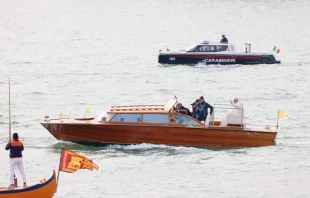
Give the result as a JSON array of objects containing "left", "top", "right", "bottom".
[{"left": 106, "top": 143, "right": 169, "bottom": 150}]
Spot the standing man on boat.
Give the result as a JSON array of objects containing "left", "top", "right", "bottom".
[
  {"left": 220, "top": 35, "right": 228, "bottom": 43},
  {"left": 5, "top": 133, "right": 27, "bottom": 189},
  {"left": 199, "top": 96, "right": 213, "bottom": 123},
  {"left": 191, "top": 99, "right": 205, "bottom": 122}
]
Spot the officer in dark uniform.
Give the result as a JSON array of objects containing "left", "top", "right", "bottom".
[{"left": 220, "top": 35, "right": 228, "bottom": 43}]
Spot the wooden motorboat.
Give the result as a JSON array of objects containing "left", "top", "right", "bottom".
[
  {"left": 40, "top": 97, "right": 279, "bottom": 147},
  {"left": 0, "top": 170, "right": 56, "bottom": 198}
]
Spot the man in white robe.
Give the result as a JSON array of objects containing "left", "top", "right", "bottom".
[{"left": 220, "top": 98, "right": 243, "bottom": 127}]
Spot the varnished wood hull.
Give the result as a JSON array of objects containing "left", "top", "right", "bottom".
[
  {"left": 41, "top": 122, "right": 278, "bottom": 147},
  {"left": 0, "top": 170, "right": 56, "bottom": 198}
]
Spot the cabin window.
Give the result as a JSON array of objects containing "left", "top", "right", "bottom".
[
  {"left": 209, "top": 45, "right": 215, "bottom": 52},
  {"left": 189, "top": 45, "right": 228, "bottom": 52},
  {"left": 143, "top": 114, "right": 169, "bottom": 124},
  {"left": 175, "top": 115, "right": 201, "bottom": 125},
  {"left": 190, "top": 45, "right": 203, "bottom": 52},
  {"left": 111, "top": 114, "right": 142, "bottom": 122},
  {"left": 216, "top": 45, "right": 228, "bottom": 52},
  {"left": 201, "top": 46, "right": 209, "bottom": 52}
]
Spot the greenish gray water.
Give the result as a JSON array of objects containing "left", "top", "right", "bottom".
[{"left": 1, "top": 0, "right": 310, "bottom": 197}]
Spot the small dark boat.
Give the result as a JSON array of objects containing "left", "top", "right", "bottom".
[{"left": 158, "top": 41, "right": 281, "bottom": 65}]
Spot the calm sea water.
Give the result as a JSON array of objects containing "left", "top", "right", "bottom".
[{"left": 1, "top": 0, "right": 310, "bottom": 197}]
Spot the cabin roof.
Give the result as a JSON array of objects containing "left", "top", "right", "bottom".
[
  {"left": 107, "top": 105, "right": 167, "bottom": 113},
  {"left": 106, "top": 98, "right": 178, "bottom": 114}
]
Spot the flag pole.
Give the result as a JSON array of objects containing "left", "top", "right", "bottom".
[
  {"left": 276, "top": 109, "right": 279, "bottom": 128},
  {"left": 55, "top": 146, "right": 63, "bottom": 193},
  {"left": 8, "top": 78, "right": 17, "bottom": 183},
  {"left": 9, "top": 78, "right": 12, "bottom": 142}
]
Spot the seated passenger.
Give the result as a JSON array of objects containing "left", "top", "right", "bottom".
[
  {"left": 177, "top": 103, "right": 191, "bottom": 116},
  {"left": 220, "top": 98, "right": 243, "bottom": 127}
]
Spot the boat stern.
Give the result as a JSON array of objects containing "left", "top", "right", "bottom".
[{"left": 261, "top": 54, "right": 281, "bottom": 64}]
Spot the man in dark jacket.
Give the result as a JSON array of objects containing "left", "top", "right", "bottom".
[
  {"left": 191, "top": 99, "right": 206, "bottom": 121},
  {"left": 5, "top": 133, "right": 27, "bottom": 189},
  {"left": 195, "top": 99, "right": 206, "bottom": 121},
  {"left": 220, "top": 35, "right": 228, "bottom": 43},
  {"left": 177, "top": 103, "right": 191, "bottom": 116},
  {"left": 199, "top": 96, "right": 213, "bottom": 123},
  {"left": 190, "top": 100, "right": 198, "bottom": 119}
]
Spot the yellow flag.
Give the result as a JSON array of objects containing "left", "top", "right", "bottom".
[
  {"left": 85, "top": 108, "right": 91, "bottom": 114},
  {"left": 59, "top": 112, "right": 63, "bottom": 118},
  {"left": 278, "top": 110, "right": 286, "bottom": 119}
]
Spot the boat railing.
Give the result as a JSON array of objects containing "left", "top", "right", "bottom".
[
  {"left": 210, "top": 103, "right": 245, "bottom": 127},
  {"left": 239, "top": 43, "right": 252, "bottom": 53}
]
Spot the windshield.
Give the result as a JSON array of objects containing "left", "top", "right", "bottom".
[
  {"left": 164, "top": 97, "right": 178, "bottom": 111},
  {"left": 185, "top": 45, "right": 198, "bottom": 52},
  {"left": 175, "top": 114, "right": 201, "bottom": 125}
]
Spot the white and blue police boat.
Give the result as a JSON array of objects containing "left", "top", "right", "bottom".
[{"left": 158, "top": 41, "right": 281, "bottom": 65}]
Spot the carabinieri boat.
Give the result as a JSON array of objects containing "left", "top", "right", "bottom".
[
  {"left": 40, "top": 97, "right": 280, "bottom": 147},
  {"left": 158, "top": 41, "right": 281, "bottom": 65}
]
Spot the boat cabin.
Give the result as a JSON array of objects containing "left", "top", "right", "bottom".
[
  {"left": 98, "top": 98, "right": 203, "bottom": 126},
  {"left": 184, "top": 41, "right": 237, "bottom": 53},
  {"left": 98, "top": 98, "right": 245, "bottom": 128}
]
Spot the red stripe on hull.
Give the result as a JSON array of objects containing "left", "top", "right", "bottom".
[{"left": 171, "top": 55, "right": 262, "bottom": 60}]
